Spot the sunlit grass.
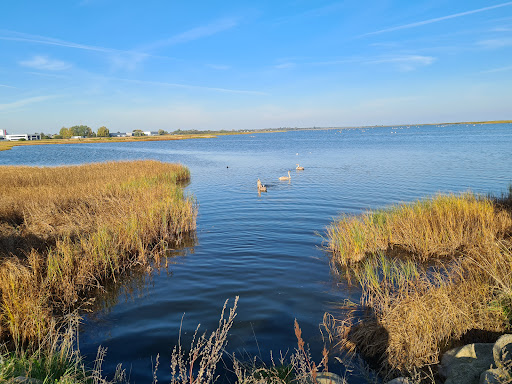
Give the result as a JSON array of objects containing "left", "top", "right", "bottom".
[
  {"left": 0, "top": 160, "right": 196, "bottom": 347},
  {"left": 327, "top": 191, "right": 512, "bottom": 378}
]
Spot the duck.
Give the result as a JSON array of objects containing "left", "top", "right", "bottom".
[
  {"left": 296, "top": 164, "right": 304, "bottom": 170},
  {"left": 257, "top": 178, "right": 267, "bottom": 192},
  {"left": 279, "top": 171, "right": 291, "bottom": 181}
]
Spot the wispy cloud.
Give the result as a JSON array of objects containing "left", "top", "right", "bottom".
[
  {"left": 19, "top": 55, "right": 71, "bottom": 71},
  {"left": 0, "top": 29, "right": 125, "bottom": 54},
  {"left": 369, "top": 55, "right": 436, "bottom": 71},
  {"left": 360, "top": 2, "right": 512, "bottom": 37},
  {"left": 0, "top": 95, "right": 59, "bottom": 111},
  {"left": 274, "top": 62, "right": 296, "bottom": 69},
  {"left": 111, "top": 77, "right": 267, "bottom": 95},
  {"left": 141, "top": 18, "right": 239, "bottom": 51},
  {"left": 0, "top": 84, "right": 16, "bottom": 89},
  {"left": 207, "top": 64, "right": 231, "bottom": 70},
  {"left": 477, "top": 37, "right": 512, "bottom": 49},
  {"left": 482, "top": 64, "right": 512, "bottom": 73}
]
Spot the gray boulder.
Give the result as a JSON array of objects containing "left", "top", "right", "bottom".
[
  {"left": 439, "top": 343, "right": 495, "bottom": 384},
  {"left": 493, "top": 334, "right": 512, "bottom": 369}
]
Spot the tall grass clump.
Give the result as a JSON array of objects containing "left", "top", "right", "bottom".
[
  {"left": 327, "top": 192, "right": 512, "bottom": 266},
  {"left": 326, "top": 191, "right": 512, "bottom": 380},
  {"left": 0, "top": 160, "right": 196, "bottom": 348}
]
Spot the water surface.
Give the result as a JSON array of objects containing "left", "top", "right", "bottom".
[{"left": 1, "top": 124, "right": 511, "bottom": 383}]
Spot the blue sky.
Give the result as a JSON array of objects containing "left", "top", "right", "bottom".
[{"left": 1, "top": 1, "right": 512, "bottom": 134}]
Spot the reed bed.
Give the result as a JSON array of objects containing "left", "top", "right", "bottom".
[
  {"left": 326, "top": 191, "right": 512, "bottom": 379},
  {"left": 0, "top": 160, "right": 196, "bottom": 348},
  {"left": 327, "top": 192, "right": 512, "bottom": 266}
]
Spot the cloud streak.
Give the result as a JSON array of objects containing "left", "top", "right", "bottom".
[
  {"left": 141, "top": 18, "right": 239, "bottom": 52},
  {"left": 20, "top": 55, "right": 72, "bottom": 71},
  {"left": 111, "top": 77, "right": 267, "bottom": 95},
  {"left": 369, "top": 55, "right": 435, "bottom": 71},
  {"left": 0, "top": 95, "right": 59, "bottom": 111},
  {"left": 360, "top": 2, "right": 512, "bottom": 37}
]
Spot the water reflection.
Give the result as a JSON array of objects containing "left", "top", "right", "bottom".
[{"left": 86, "top": 233, "right": 197, "bottom": 316}]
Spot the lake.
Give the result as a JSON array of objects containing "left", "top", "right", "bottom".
[{"left": 1, "top": 124, "right": 511, "bottom": 383}]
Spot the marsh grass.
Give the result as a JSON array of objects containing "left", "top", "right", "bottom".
[
  {"left": 0, "top": 313, "right": 127, "bottom": 384},
  {"left": 326, "top": 191, "right": 512, "bottom": 379},
  {"left": 0, "top": 160, "right": 196, "bottom": 348},
  {"left": 327, "top": 193, "right": 512, "bottom": 266}
]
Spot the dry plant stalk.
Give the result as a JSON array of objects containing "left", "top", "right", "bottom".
[{"left": 169, "top": 297, "right": 238, "bottom": 384}]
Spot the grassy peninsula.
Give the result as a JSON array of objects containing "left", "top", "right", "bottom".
[
  {"left": 327, "top": 189, "right": 512, "bottom": 379},
  {"left": 0, "top": 161, "right": 196, "bottom": 349}
]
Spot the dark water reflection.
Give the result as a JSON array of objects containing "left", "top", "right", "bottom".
[{"left": 1, "top": 124, "right": 511, "bottom": 383}]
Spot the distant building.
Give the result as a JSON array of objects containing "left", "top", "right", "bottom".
[
  {"left": 5, "top": 134, "right": 41, "bottom": 141},
  {"left": 0, "top": 129, "right": 7, "bottom": 137},
  {"left": 110, "top": 132, "right": 127, "bottom": 137},
  {"left": 143, "top": 131, "right": 159, "bottom": 136},
  {"left": 71, "top": 136, "right": 85, "bottom": 139}
]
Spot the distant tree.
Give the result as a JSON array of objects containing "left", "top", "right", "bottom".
[
  {"left": 59, "top": 127, "right": 72, "bottom": 138},
  {"left": 53, "top": 134, "right": 63, "bottom": 139},
  {"left": 133, "top": 129, "right": 145, "bottom": 137},
  {"left": 97, "top": 126, "right": 110, "bottom": 137},
  {"left": 158, "top": 129, "right": 168, "bottom": 135},
  {"left": 40, "top": 132, "right": 51, "bottom": 139},
  {"left": 70, "top": 125, "right": 93, "bottom": 137}
]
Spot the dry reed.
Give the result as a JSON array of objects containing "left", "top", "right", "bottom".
[
  {"left": 326, "top": 191, "right": 512, "bottom": 379},
  {"left": 0, "top": 160, "right": 196, "bottom": 348},
  {"left": 327, "top": 193, "right": 512, "bottom": 266}
]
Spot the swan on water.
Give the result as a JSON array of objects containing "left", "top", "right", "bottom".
[{"left": 279, "top": 171, "right": 291, "bottom": 181}]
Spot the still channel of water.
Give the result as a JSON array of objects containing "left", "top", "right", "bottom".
[{"left": 1, "top": 124, "right": 511, "bottom": 383}]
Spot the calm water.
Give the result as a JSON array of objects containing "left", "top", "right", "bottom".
[{"left": 1, "top": 124, "right": 511, "bottom": 382}]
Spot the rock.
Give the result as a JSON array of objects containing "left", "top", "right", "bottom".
[
  {"left": 439, "top": 343, "right": 494, "bottom": 380},
  {"left": 8, "top": 377, "right": 43, "bottom": 384},
  {"left": 493, "top": 334, "right": 512, "bottom": 369},
  {"left": 314, "top": 372, "right": 346, "bottom": 384},
  {"left": 444, "top": 362, "right": 484, "bottom": 384},
  {"left": 480, "top": 368, "right": 511, "bottom": 384},
  {"left": 384, "top": 377, "right": 410, "bottom": 384}
]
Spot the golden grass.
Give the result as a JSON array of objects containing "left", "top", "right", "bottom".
[
  {"left": 0, "top": 160, "right": 196, "bottom": 347},
  {"left": 327, "top": 193, "right": 512, "bottom": 266},
  {"left": 327, "top": 192, "right": 512, "bottom": 379}
]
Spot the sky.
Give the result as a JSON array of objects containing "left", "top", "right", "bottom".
[{"left": 1, "top": 1, "right": 512, "bottom": 134}]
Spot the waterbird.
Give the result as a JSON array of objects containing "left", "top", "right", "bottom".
[
  {"left": 257, "top": 178, "right": 267, "bottom": 192},
  {"left": 296, "top": 164, "right": 304, "bottom": 170},
  {"left": 279, "top": 171, "right": 291, "bottom": 181}
]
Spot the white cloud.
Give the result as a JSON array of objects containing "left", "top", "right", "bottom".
[
  {"left": 369, "top": 55, "right": 436, "bottom": 71},
  {"left": 274, "top": 62, "right": 296, "bottom": 69},
  {"left": 477, "top": 38, "right": 512, "bottom": 49},
  {"left": 482, "top": 64, "right": 512, "bottom": 73},
  {"left": 207, "top": 64, "right": 231, "bottom": 70},
  {"left": 141, "top": 18, "right": 239, "bottom": 52},
  {"left": 0, "top": 95, "right": 59, "bottom": 111},
  {"left": 360, "top": 1, "right": 512, "bottom": 37},
  {"left": 19, "top": 55, "right": 71, "bottom": 71}
]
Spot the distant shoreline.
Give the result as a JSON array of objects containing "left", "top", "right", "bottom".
[{"left": 1, "top": 119, "right": 510, "bottom": 152}]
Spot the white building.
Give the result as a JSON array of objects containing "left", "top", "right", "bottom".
[
  {"left": 5, "top": 134, "right": 41, "bottom": 141},
  {"left": 0, "top": 129, "right": 7, "bottom": 138},
  {"left": 143, "top": 131, "right": 159, "bottom": 136}
]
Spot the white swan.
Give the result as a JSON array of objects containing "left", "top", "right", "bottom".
[
  {"left": 296, "top": 164, "right": 304, "bottom": 170},
  {"left": 257, "top": 178, "right": 267, "bottom": 192},
  {"left": 279, "top": 171, "right": 291, "bottom": 181}
]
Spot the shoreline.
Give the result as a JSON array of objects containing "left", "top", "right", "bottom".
[{"left": 1, "top": 119, "right": 510, "bottom": 152}]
